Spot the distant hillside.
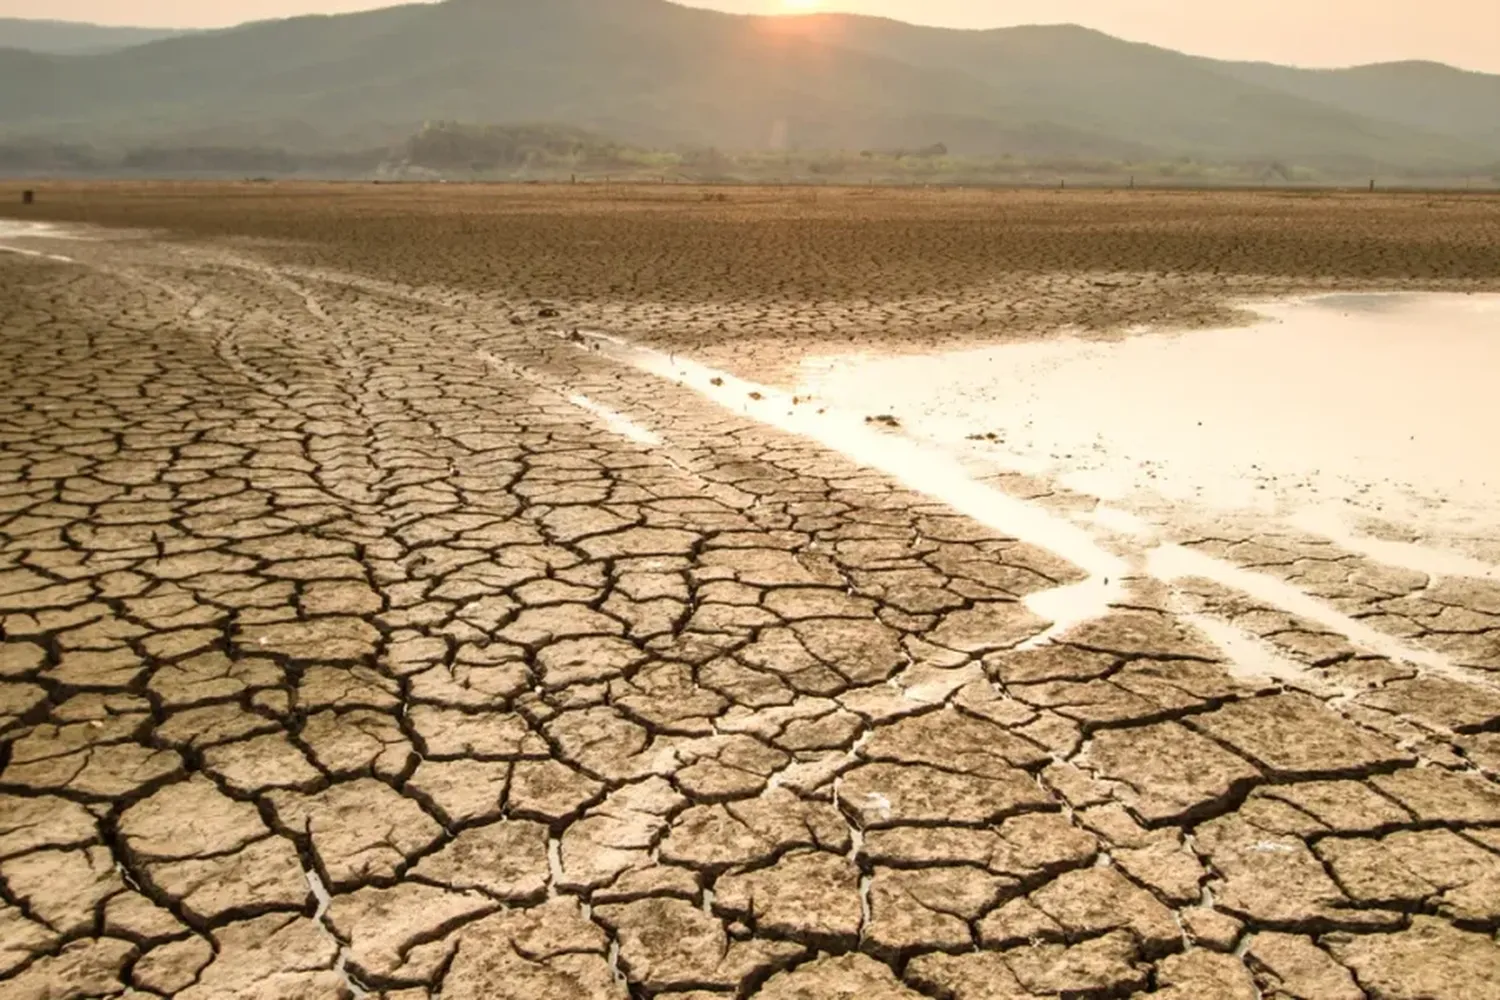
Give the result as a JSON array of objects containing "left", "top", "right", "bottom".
[
  {"left": 0, "top": 0, "right": 1497, "bottom": 176},
  {"left": 0, "top": 17, "right": 190, "bottom": 54},
  {"left": 1210, "top": 59, "right": 1500, "bottom": 151}
]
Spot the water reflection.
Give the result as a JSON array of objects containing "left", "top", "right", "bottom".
[{"left": 799, "top": 293, "right": 1500, "bottom": 539}]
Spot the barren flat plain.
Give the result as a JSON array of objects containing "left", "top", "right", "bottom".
[{"left": 2, "top": 183, "right": 1500, "bottom": 999}]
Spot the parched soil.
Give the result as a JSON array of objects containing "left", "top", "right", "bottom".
[
  {"left": 8, "top": 181, "right": 1500, "bottom": 377},
  {"left": 1, "top": 184, "right": 1499, "bottom": 1000}
]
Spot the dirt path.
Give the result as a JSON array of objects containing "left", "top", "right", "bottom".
[{"left": 1, "top": 221, "right": 1499, "bottom": 999}]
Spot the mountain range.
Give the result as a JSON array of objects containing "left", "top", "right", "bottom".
[
  {"left": 0, "top": 17, "right": 189, "bottom": 54},
  {"left": 2, "top": 0, "right": 1498, "bottom": 174}
]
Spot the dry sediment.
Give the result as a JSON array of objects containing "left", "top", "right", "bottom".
[
  {"left": 8, "top": 181, "right": 1500, "bottom": 380},
  {"left": 0, "top": 187, "right": 1499, "bottom": 998}
]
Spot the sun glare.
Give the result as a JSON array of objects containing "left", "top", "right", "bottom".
[{"left": 778, "top": 0, "right": 826, "bottom": 11}]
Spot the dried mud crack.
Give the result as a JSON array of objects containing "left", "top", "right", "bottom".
[{"left": 2, "top": 190, "right": 1500, "bottom": 999}]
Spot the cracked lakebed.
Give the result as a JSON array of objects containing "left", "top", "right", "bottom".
[{"left": 1, "top": 214, "right": 1499, "bottom": 1000}]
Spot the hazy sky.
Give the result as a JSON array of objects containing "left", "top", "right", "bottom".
[{"left": 5, "top": 0, "right": 1499, "bottom": 72}]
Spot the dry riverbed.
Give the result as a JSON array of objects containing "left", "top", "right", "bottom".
[{"left": 2, "top": 186, "right": 1499, "bottom": 999}]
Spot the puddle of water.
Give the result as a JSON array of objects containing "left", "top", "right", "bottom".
[
  {"left": 0, "top": 219, "right": 83, "bottom": 262},
  {"left": 799, "top": 293, "right": 1500, "bottom": 538},
  {"left": 1148, "top": 543, "right": 1457, "bottom": 673},
  {"left": 565, "top": 393, "right": 662, "bottom": 447},
  {"left": 1290, "top": 507, "right": 1500, "bottom": 582},
  {"left": 0, "top": 220, "right": 86, "bottom": 241},
  {"left": 1021, "top": 579, "right": 1120, "bottom": 647},
  {"left": 479, "top": 351, "right": 658, "bottom": 447},
  {"left": 585, "top": 335, "right": 1130, "bottom": 639},
  {"left": 0, "top": 245, "right": 73, "bottom": 263},
  {"left": 304, "top": 868, "right": 333, "bottom": 918},
  {"left": 1084, "top": 505, "right": 1157, "bottom": 540},
  {"left": 571, "top": 320, "right": 1495, "bottom": 675},
  {"left": 563, "top": 311, "right": 1500, "bottom": 686},
  {"left": 0, "top": 219, "right": 56, "bottom": 238},
  {"left": 1171, "top": 607, "right": 1328, "bottom": 690}
]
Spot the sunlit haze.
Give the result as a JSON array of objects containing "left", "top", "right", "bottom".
[{"left": 1, "top": 0, "right": 1497, "bottom": 72}]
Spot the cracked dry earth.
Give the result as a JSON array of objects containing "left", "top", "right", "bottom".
[{"left": 2, "top": 223, "right": 1500, "bottom": 1000}]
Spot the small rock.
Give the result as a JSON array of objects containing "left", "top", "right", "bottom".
[
  {"left": 1154, "top": 949, "right": 1259, "bottom": 1000},
  {"left": 1181, "top": 907, "right": 1244, "bottom": 951},
  {"left": 755, "top": 953, "right": 923, "bottom": 999},
  {"left": 1246, "top": 931, "right": 1365, "bottom": 1000}
]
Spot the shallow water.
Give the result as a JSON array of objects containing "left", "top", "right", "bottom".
[
  {"left": 799, "top": 292, "right": 1500, "bottom": 539},
  {"left": 0, "top": 219, "right": 75, "bottom": 240},
  {"left": 0, "top": 218, "right": 79, "bottom": 262},
  {"left": 571, "top": 292, "right": 1500, "bottom": 672},
  {"left": 575, "top": 307, "right": 1468, "bottom": 672},
  {"left": 580, "top": 332, "right": 1130, "bottom": 640}
]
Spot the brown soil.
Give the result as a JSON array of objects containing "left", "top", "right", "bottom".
[
  {"left": 6, "top": 181, "right": 1500, "bottom": 377},
  {"left": 2, "top": 183, "right": 1499, "bottom": 999}
]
